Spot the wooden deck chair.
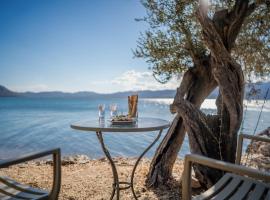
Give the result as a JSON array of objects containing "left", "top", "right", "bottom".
[
  {"left": 0, "top": 148, "right": 61, "bottom": 200},
  {"left": 182, "top": 134, "right": 270, "bottom": 200}
]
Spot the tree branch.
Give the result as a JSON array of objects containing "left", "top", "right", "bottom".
[
  {"left": 178, "top": 22, "right": 202, "bottom": 65},
  {"left": 225, "top": 0, "right": 260, "bottom": 50},
  {"left": 246, "top": 3, "right": 256, "bottom": 17}
]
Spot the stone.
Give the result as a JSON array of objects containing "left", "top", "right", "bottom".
[
  {"left": 40, "top": 155, "right": 91, "bottom": 166},
  {"left": 180, "top": 172, "right": 201, "bottom": 189},
  {"left": 73, "top": 155, "right": 90, "bottom": 164},
  {"left": 245, "top": 127, "right": 270, "bottom": 172},
  {"left": 98, "top": 157, "right": 106, "bottom": 162},
  {"left": 191, "top": 177, "right": 201, "bottom": 189}
]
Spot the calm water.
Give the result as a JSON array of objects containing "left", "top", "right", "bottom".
[{"left": 0, "top": 97, "right": 269, "bottom": 160}]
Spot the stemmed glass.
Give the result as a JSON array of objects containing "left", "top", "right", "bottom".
[
  {"left": 98, "top": 104, "right": 105, "bottom": 120},
  {"left": 110, "top": 103, "right": 118, "bottom": 119}
]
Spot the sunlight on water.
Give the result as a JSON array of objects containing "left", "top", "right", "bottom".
[{"left": 142, "top": 98, "right": 270, "bottom": 112}]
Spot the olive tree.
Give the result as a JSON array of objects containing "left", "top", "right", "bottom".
[{"left": 134, "top": 0, "right": 270, "bottom": 187}]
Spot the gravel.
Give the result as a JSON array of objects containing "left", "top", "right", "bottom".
[{"left": 0, "top": 156, "right": 186, "bottom": 200}]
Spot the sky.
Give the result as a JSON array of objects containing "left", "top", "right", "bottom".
[{"left": 0, "top": 0, "right": 178, "bottom": 93}]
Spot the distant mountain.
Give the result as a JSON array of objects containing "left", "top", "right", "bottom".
[
  {"left": 21, "top": 91, "right": 101, "bottom": 98},
  {"left": 207, "top": 82, "right": 270, "bottom": 99},
  {"left": 0, "top": 85, "right": 176, "bottom": 98},
  {"left": 0, "top": 82, "right": 269, "bottom": 99},
  {"left": 108, "top": 90, "right": 176, "bottom": 98},
  {"left": 246, "top": 81, "right": 270, "bottom": 99},
  {"left": 0, "top": 85, "right": 19, "bottom": 97}
]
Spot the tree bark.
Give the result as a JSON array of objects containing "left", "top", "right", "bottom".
[{"left": 146, "top": 0, "right": 255, "bottom": 188}]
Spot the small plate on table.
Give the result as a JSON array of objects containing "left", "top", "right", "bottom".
[{"left": 109, "top": 115, "right": 136, "bottom": 125}]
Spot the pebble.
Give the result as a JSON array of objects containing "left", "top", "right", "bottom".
[{"left": 245, "top": 127, "right": 270, "bottom": 172}]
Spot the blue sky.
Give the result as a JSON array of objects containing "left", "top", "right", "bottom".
[{"left": 0, "top": 0, "right": 178, "bottom": 93}]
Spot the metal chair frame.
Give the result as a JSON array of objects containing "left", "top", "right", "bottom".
[
  {"left": 0, "top": 148, "right": 61, "bottom": 200},
  {"left": 182, "top": 134, "right": 270, "bottom": 200}
]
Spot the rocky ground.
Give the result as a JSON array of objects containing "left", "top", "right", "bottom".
[
  {"left": 0, "top": 156, "right": 191, "bottom": 200},
  {"left": 244, "top": 127, "right": 270, "bottom": 172}
]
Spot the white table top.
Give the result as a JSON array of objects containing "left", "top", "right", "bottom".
[{"left": 70, "top": 117, "right": 170, "bottom": 133}]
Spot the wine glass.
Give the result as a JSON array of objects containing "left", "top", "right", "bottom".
[
  {"left": 110, "top": 103, "right": 118, "bottom": 118},
  {"left": 98, "top": 104, "right": 105, "bottom": 119}
]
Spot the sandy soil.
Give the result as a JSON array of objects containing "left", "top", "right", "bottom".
[{"left": 0, "top": 157, "right": 190, "bottom": 200}]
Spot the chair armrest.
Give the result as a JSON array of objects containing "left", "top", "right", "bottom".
[
  {"left": 0, "top": 148, "right": 60, "bottom": 168},
  {"left": 236, "top": 133, "right": 270, "bottom": 164},
  {"left": 182, "top": 153, "right": 270, "bottom": 200},
  {"left": 0, "top": 148, "right": 61, "bottom": 199}
]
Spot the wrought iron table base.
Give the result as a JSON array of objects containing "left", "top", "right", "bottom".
[{"left": 96, "top": 130, "right": 163, "bottom": 200}]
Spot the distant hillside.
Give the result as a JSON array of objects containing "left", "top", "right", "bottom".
[
  {"left": 0, "top": 85, "right": 176, "bottom": 98},
  {"left": 0, "top": 85, "right": 18, "bottom": 97},
  {"left": 207, "top": 81, "right": 270, "bottom": 99},
  {"left": 21, "top": 91, "right": 101, "bottom": 98},
  {"left": 0, "top": 82, "right": 269, "bottom": 99},
  {"left": 108, "top": 90, "right": 176, "bottom": 98},
  {"left": 246, "top": 81, "right": 270, "bottom": 99}
]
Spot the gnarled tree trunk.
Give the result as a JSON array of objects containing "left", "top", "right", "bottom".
[
  {"left": 146, "top": 0, "right": 254, "bottom": 188},
  {"left": 146, "top": 59, "right": 217, "bottom": 187}
]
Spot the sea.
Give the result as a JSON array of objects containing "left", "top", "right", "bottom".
[{"left": 0, "top": 97, "right": 269, "bottom": 160}]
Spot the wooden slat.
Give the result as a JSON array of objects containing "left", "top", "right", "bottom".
[
  {"left": 0, "top": 192, "right": 12, "bottom": 200},
  {"left": 0, "top": 176, "right": 47, "bottom": 195},
  {"left": 0, "top": 190, "right": 48, "bottom": 200},
  {"left": 0, "top": 188, "right": 48, "bottom": 200},
  {"left": 193, "top": 173, "right": 232, "bottom": 200},
  {"left": 0, "top": 185, "right": 45, "bottom": 199},
  {"left": 247, "top": 184, "right": 266, "bottom": 200},
  {"left": 0, "top": 194, "right": 22, "bottom": 200},
  {"left": 211, "top": 175, "right": 242, "bottom": 200},
  {"left": 265, "top": 189, "right": 270, "bottom": 200},
  {"left": 0, "top": 186, "right": 27, "bottom": 199},
  {"left": 0, "top": 177, "right": 48, "bottom": 200},
  {"left": 229, "top": 180, "right": 253, "bottom": 200},
  {"left": 193, "top": 173, "right": 270, "bottom": 200}
]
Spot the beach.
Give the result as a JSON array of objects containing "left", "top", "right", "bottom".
[{"left": 0, "top": 156, "right": 187, "bottom": 200}]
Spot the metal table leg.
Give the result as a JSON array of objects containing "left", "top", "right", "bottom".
[
  {"left": 130, "top": 129, "right": 163, "bottom": 199},
  {"left": 96, "top": 129, "right": 163, "bottom": 200},
  {"left": 96, "top": 131, "right": 120, "bottom": 200}
]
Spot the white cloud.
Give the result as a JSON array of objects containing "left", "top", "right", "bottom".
[
  {"left": 9, "top": 70, "right": 180, "bottom": 93},
  {"left": 110, "top": 70, "right": 179, "bottom": 91}
]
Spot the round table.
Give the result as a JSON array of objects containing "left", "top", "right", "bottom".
[{"left": 70, "top": 117, "right": 170, "bottom": 200}]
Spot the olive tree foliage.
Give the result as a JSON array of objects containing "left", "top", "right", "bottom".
[{"left": 134, "top": 0, "right": 270, "bottom": 83}]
